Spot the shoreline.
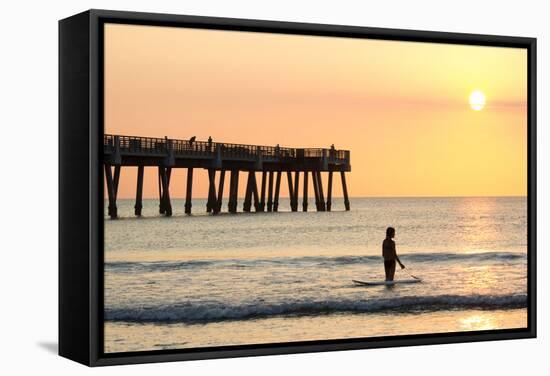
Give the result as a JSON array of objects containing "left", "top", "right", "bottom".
[{"left": 104, "top": 308, "right": 527, "bottom": 353}]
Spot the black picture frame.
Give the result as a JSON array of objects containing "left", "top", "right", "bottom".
[{"left": 59, "top": 9, "right": 537, "bottom": 367}]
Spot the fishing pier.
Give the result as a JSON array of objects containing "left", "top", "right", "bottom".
[{"left": 104, "top": 135, "right": 351, "bottom": 218}]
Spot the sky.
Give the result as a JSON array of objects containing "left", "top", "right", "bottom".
[{"left": 104, "top": 23, "right": 527, "bottom": 199}]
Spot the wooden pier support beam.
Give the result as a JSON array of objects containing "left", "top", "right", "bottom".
[
  {"left": 113, "top": 165, "right": 121, "bottom": 218},
  {"left": 292, "top": 171, "right": 300, "bottom": 212},
  {"left": 302, "top": 171, "right": 309, "bottom": 212},
  {"left": 243, "top": 171, "right": 253, "bottom": 212},
  {"left": 312, "top": 170, "right": 320, "bottom": 211},
  {"left": 185, "top": 168, "right": 193, "bottom": 215},
  {"left": 167, "top": 168, "right": 173, "bottom": 214},
  {"left": 206, "top": 169, "right": 217, "bottom": 213},
  {"left": 286, "top": 171, "right": 294, "bottom": 211},
  {"left": 216, "top": 170, "right": 225, "bottom": 213},
  {"left": 252, "top": 172, "right": 260, "bottom": 212},
  {"left": 273, "top": 171, "right": 282, "bottom": 212},
  {"left": 316, "top": 171, "right": 326, "bottom": 211},
  {"left": 259, "top": 171, "right": 267, "bottom": 212},
  {"left": 326, "top": 171, "right": 333, "bottom": 212},
  {"left": 158, "top": 167, "right": 164, "bottom": 214},
  {"left": 134, "top": 166, "right": 144, "bottom": 216},
  {"left": 267, "top": 171, "right": 274, "bottom": 212},
  {"left": 228, "top": 170, "right": 239, "bottom": 213},
  {"left": 341, "top": 171, "right": 350, "bottom": 211},
  {"left": 105, "top": 165, "right": 120, "bottom": 219},
  {"left": 159, "top": 167, "right": 172, "bottom": 216}
]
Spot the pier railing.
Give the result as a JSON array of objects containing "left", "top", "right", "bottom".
[{"left": 104, "top": 134, "right": 350, "bottom": 164}]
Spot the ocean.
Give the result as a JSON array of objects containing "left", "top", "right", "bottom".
[{"left": 103, "top": 196, "right": 527, "bottom": 353}]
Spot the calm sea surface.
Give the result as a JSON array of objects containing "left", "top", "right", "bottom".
[{"left": 104, "top": 196, "right": 527, "bottom": 352}]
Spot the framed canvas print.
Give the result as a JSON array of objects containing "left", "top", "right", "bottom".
[{"left": 59, "top": 9, "right": 536, "bottom": 366}]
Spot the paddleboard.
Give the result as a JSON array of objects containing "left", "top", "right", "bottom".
[{"left": 352, "top": 279, "right": 421, "bottom": 286}]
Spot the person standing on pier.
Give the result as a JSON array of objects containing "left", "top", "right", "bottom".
[{"left": 382, "top": 227, "right": 405, "bottom": 281}]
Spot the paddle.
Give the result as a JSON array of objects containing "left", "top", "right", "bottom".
[{"left": 403, "top": 266, "right": 421, "bottom": 280}]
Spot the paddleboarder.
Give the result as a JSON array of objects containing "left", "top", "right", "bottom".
[{"left": 383, "top": 227, "right": 405, "bottom": 281}]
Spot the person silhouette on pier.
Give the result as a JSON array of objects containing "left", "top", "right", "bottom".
[
  {"left": 382, "top": 227, "right": 405, "bottom": 281},
  {"left": 189, "top": 136, "right": 196, "bottom": 148},
  {"left": 208, "top": 136, "right": 213, "bottom": 150}
]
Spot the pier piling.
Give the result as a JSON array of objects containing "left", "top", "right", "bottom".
[
  {"left": 302, "top": 171, "right": 309, "bottom": 212},
  {"left": 292, "top": 171, "right": 300, "bottom": 212},
  {"left": 243, "top": 171, "right": 253, "bottom": 212},
  {"left": 135, "top": 166, "right": 144, "bottom": 216},
  {"left": 158, "top": 167, "right": 164, "bottom": 214},
  {"left": 273, "top": 171, "right": 281, "bottom": 212},
  {"left": 259, "top": 171, "right": 267, "bottom": 212},
  {"left": 267, "top": 171, "right": 274, "bottom": 212},
  {"left": 207, "top": 169, "right": 217, "bottom": 213},
  {"left": 216, "top": 169, "right": 225, "bottom": 214},
  {"left": 286, "top": 171, "right": 294, "bottom": 211},
  {"left": 228, "top": 170, "right": 239, "bottom": 213},
  {"left": 312, "top": 171, "right": 320, "bottom": 211},
  {"left": 326, "top": 171, "right": 333, "bottom": 212},
  {"left": 185, "top": 168, "right": 193, "bottom": 214},
  {"left": 316, "top": 171, "right": 326, "bottom": 212},
  {"left": 341, "top": 171, "right": 350, "bottom": 211},
  {"left": 159, "top": 167, "right": 172, "bottom": 216},
  {"left": 251, "top": 172, "right": 260, "bottom": 212},
  {"left": 104, "top": 164, "right": 120, "bottom": 219}
]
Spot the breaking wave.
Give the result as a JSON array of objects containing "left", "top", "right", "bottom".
[
  {"left": 105, "top": 252, "right": 525, "bottom": 273},
  {"left": 104, "top": 293, "right": 527, "bottom": 324}
]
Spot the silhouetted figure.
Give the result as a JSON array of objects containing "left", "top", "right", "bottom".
[
  {"left": 382, "top": 227, "right": 405, "bottom": 281},
  {"left": 330, "top": 144, "right": 336, "bottom": 158},
  {"left": 189, "top": 136, "right": 196, "bottom": 147},
  {"left": 208, "top": 136, "right": 213, "bottom": 150}
]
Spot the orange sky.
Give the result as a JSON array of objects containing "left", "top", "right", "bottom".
[{"left": 104, "top": 23, "right": 527, "bottom": 199}]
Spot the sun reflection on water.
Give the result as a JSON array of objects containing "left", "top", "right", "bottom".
[
  {"left": 459, "top": 313, "right": 497, "bottom": 331},
  {"left": 454, "top": 197, "right": 501, "bottom": 251}
]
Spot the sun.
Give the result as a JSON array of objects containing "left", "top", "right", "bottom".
[{"left": 469, "top": 90, "right": 486, "bottom": 111}]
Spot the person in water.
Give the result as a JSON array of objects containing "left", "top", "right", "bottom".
[{"left": 382, "top": 227, "right": 405, "bottom": 281}]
